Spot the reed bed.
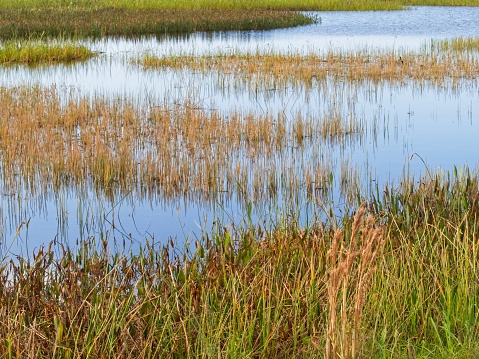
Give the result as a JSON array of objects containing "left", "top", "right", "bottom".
[
  {"left": 0, "top": 86, "right": 364, "bottom": 207},
  {"left": 0, "top": 9, "right": 314, "bottom": 39},
  {"left": 137, "top": 48, "right": 479, "bottom": 88},
  {"left": 0, "top": 40, "right": 93, "bottom": 65},
  {"left": 2, "top": 170, "right": 479, "bottom": 357}
]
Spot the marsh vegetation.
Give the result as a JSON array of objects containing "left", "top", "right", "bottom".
[
  {"left": 3, "top": 172, "right": 479, "bottom": 358},
  {"left": 0, "top": 8, "right": 315, "bottom": 39},
  {"left": 1, "top": 3, "right": 479, "bottom": 358},
  {"left": 0, "top": 40, "right": 93, "bottom": 65}
]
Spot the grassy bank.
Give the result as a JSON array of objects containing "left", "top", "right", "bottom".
[
  {"left": 4, "top": 0, "right": 479, "bottom": 10},
  {"left": 1, "top": 170, "right": 479, "bottom": 357}
]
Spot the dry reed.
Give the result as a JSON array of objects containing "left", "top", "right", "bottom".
[
  {"left": 137, "top": 49, "right": 479, "bottom": 88},
  {"left": 326, "top": 203, "right": 385, "bottom": 359},
  {"left": 0, "top": 86, "right": 363, "bottom": 208}
]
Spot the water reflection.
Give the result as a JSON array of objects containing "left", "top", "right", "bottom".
[{"left": 1, "top": 6, "right": 479, "bottom": 256}]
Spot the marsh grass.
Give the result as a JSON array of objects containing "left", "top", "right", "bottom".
[
  {"left": 0, "top": 201, "right": 386, "bottom": 358},
  {"left": 0, "top": 86, "right": 360, "bottom": 206},
  {"left": 2, "top": 170, "right": 479, "bottom": 357},
  {"left": 366, "top": 168, "right": 479, "bottom": 357},
  {"left": 137, "top": 48, "right": 479, "bottom": 88},
  {"left": 0, "top": 8, "right": 314, "bottom": 39},
  {"left": 0, "top": 39, "right": 93, "bottom": 65},
  {"left": 429, "top": 37, "right": 479, "bottom": 53}
]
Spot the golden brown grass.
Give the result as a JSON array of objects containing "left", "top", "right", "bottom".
[
  {"left": 0, "top": 86, "right": 363, "bottom": 205},
  {"left": 326, "top": 203, "right": 385, "bottom": 359},
  {"left": 137, "top": 49, "right": 479, "bottom": 88}
]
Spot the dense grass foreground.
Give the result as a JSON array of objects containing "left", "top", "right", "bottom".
[{"left": 2, "top": 170, "right": 479, "bottom": 357}]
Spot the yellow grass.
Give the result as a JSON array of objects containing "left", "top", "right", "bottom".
[{"left": 0, "top": 86, "right": 363, "bottom": 205}]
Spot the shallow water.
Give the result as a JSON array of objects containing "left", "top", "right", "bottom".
[{"left": 1, "top": 6, "right": 479, "bottom": 256}]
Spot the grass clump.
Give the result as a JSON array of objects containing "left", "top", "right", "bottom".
[
  {"left": 0, "top": 86, "right": 349, "bottom": 205},
  {"left": 0, "top": 39, "right": 94, "bottom": 65}
]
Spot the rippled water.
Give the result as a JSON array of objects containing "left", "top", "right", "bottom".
[{"left": 1, "top": 6, "right": 479, "bottom": 255}]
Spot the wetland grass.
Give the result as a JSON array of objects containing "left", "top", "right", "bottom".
[
  {"left": 0, "top": 8, "right": 314, "bottom": 39},
  {"left": 0, "top": 86, "right": 356, "bottom": 206},
  {"left": 137, "top": 47, "right": 479, "bottom": 88},
  {"left": 0, "top": 203, "right": 383, "bottom": 358},
  {"left": 2, "top": 170, "right": 479, "bottom": 357},
  {"left": 0, "top": 39, "right": 94, "bottom": 65},
  {"left": 429, "top": 36, "right": 479, "bottom": 53}
]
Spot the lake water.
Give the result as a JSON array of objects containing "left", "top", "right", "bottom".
[{"left": 1, "top": 6, "right": 479, "bottom": 256}]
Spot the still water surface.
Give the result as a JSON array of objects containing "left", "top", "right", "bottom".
[{"left": 1, "top": 6, "right": 479, "bottom": 255}]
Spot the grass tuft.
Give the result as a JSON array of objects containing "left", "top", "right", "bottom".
[{"left": 0, "top": 39, "right": 94, "bottom": 65}]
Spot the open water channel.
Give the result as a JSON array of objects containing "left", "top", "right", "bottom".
[{"left": 1, "top": 6, "right": 479, "bottom": 256}]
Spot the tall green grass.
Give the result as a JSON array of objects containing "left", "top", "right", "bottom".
[{"left": 365, "top": 168, "right": 479, "bottom": 357}]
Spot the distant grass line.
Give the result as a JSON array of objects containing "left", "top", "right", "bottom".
[
  {"left": 2, "top": 0, "right": 479, "bottom": 39},
  {"left": 2, "top": 0, "right": 479, "bottom": 11},
  {"left": 0, "top": 8, "right": 315, "bottom": 39},
  {"left": 0, "top": 40, "right": 94, "bottom": 65},
  {"left": 0, "top": 0, "right": 405, "bottom": 11}
]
